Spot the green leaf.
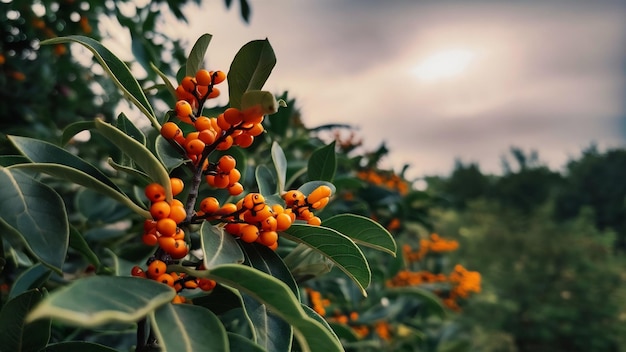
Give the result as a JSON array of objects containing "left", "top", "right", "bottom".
[
  {"left": 255, "top": 165, "right": 276, "bottom": 198},
  {"left": 27, "top": 276, "right": 175, "bottom": 326},
  {"left": 227, "top": 332, "right": 265, "bottom": 352},
  {"left": 386, "top": 287, "right": 447, "bottom": 318},
  {"left": 308, "top": 141, "right": 337, "bottom": 182},
  {"left": 0, "top": 155, "right": 28, "bottom": 167},
  {"left": 0, "top": 290, "right": 50, "bottom": 352},
  {"left": 94, "top": 118, "right": 173, "bottom": 202},
  {"left": 150, "top": 62, "right": 177, "bottom": 99},
  {"left": 240, "top": 242, "right": 299, "bottom": 298},
  {"left": 115, "top": 112, "right": 146, "bottom": 146},
  {"left": 176, "top": 264, "right": 343, "bottom": 352},
  {"left": 61, "top": 121, "right": 95, "bottom": 146},
  {"left": 185, "top": 33, "right": 212, "bottom": 77},
  {"left": 44, "top": 341, "right": 120, "bottom": 352},
  {"left": 8, "top": 135, "right": 122, "bottom": 192},
  {"left": 271, "top": 141, "right": 287, "bottom": 194},
  {"left": 8, "top": 263, "right": 51, "bottom": 300},
  {"left": 69, "top": 226, "right": 101, "bottom": 269},
  {"left": 155, "top": 135, "right": 186, "bottom": 171},
  {"left": 228, "top": 39, "right": 276, "bottom": 109},
  {"left": 41, "top": 36, "right": 159, "bottom": 129},
  {"left": 151, "top": 303, "right": 228, "bottom": 352},
  {"left": 323, "top": 214, "right": 396, "bottom": 256},
  {"left": 106, "top": 158, "right": 151, "bottom": 185},
  {"left": 281, "top": 223, "right": 371, "bottom": 296},
  {"left": 0, "top": 168, "right": 68, "bottom": 273},
  {"left": 201, "top": 223, "right": 245, "bottom": 269},
  {"left": 241, "top": 293, "right": 293, "bottom": 351},
  {"left": 9, "top": 163, "right": 150, "bottom": 219},
  {"left": 301, "top": 304, "right": 342, "bottom": 344}
]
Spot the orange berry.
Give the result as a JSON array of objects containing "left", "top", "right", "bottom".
[
  {"left": 145, "top": 183, "right": 166, "bottom": 202},
  {"left": 131, "top": 266, "right": 147, "bottom": 278},
  {"left": 275, "top": 213, "right": 292, "bottom": 231},
  {"left": 234, "top": 133, "right": 254, "bottom": 148},
  {"left": 169, "top": 240, "right": 189, "bottom": 259},
  {"left": 173, "top": 228, "right": 185, "bottom": 240},
  {"left": 195, "top": 69, "right": 212, "bottom": 86},
  {"left": 247, "top": 123, "right": 264, "bottom": 136},
  {"left": 261, "top": 216, "right": 277, "bottom": 231},
  {"left": 228, "top": 182, "right": 244, "bottom": 196},
  {"left": 142, "top": 232, "right": 158, "bottom": 246},
  {"left": 156, "top": 273, "right": 175, "bottom": 287},
  {"left": 150, "top": 201, "right": 171, "bottom": 220},
  {"left": 170, "top": 178, "right": 184, "bottom": 196},
  {"left": 185, "top": 139, "right": 206, "bottom": 155},
  {"left": 307, "top": 185, "right": 332, "bottom": 205},
  {"left": 224, "top": 108, "right": 243, "bottom": 125},
  {"left": 181, "top": 76, "right": 196, "bottom": 92},
  {"left": 242, "top": 193, "right": 265, "bottom": 210},
  {"left": 213, "top": 174, "right": 230, "bottom": 188},
  {"left": 307, "top": 216, "right": 322, "bottom": 226},
  {"left": 144, "top": 219, "right": 157, "bottom": 232},
  {"left": 258, "top": 231, "right": 278, "bottom": 247},
  {"left": 198, "top": 278, "right": 216, "bottom": 291},
  {"left": 157, "top": 218, "right": 178, "bottom": 237},
  {"left": 228, "top": 169, "right": 241, "bottom": 184},
  {"left": 311, "top": 197, "right": 330, "bottom": 210},
  {"left": 212, "top": 70, "right": 226, "bottom": 84},
  {"left": 198, "top": 129, "right": 217, "bottom": 145},
  {"left": 160, "top": 122, "right": 182, "bottom": 140},
  {"left": 225, "top": 222, "right": 244, "bottom": 236},
  {"left": 249, "top": 205, "right": 272, "bottom": 222},
  {"left": 218, "top": 203, "right": 238, "bottom": 216},
  {"left": 200, "top": 197, "right": 220, "bottom": 213},
  {"left": 194, "top": 116, "right": 212, "bottom": 131},
  {"left": 218, "top": 155, "right": 236, "bottom": 173},
  {"left": 147, "top": 260, "right": 167, "bottom": 278},
  {"left": 207, "top": 87, "right": 220, "bottom": 98},
  {"left": 216, "top": 135, "right": 233, "bottom": 150},
  {"left": 175, "top": 100, "right": 193, "bottom": 118},
  {"left": 168, "top": 204, "right": 187, "bottom": 224},
  {"left": 239, "top": 224, "right": 259, "bottom": 243},
  {"left": 283, "top": 190, "right": 305, "bottom": 207},
  {"left": 268, "top": 241, "right": 279, "bottom": 251},
  {"left": 216, "top": 114, "right": 231, "bottom": 131},
  {"left": 172, "top": 294, "right": 185, "bottom": 304}
]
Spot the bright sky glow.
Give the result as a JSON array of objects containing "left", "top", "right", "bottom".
[{"left": 412, "top": 49, "right": 476, "bottom": 81}]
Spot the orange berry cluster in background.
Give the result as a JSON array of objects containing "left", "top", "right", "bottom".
[
  {"left": 356, "top": 168, "right": 409, "bottom": 195},
  {"left": 403, "top": 233, "right": 459, "bottom": 262}
]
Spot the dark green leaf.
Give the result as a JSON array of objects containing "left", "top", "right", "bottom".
[
  {"left": 240, "top": 242, "right": 299, "bottom": 298},
  {"left": 8, "top": 263, "right": 51, "bottom": 300},
  {"left": 201, "top": 222, "right": 245, "bottom": 269},
  {"left": 386, "top": 287, "right": 447, "bottom": 318},
  {"left": 227, "top": 332, "right": 265, "bottom": 352},
  {"left": 281, "top": 223, "right": 371, "bottom": 296},
  {"left": 271, "top": 141, "right": 287, "bottom": 193},
  {"left": 0, "top": 168, "right": 68, "bottom": 273},
  {"left": 155, "top": 135, "right": 186, "bottom": 171},
  {"left": 241, "top": 293, "right": 293, "bottom": 351},
  {"left": 301, "top": 304, "right": 343, "bottom": 344},
  {"left": 185, "top": 33, "right": 212, "bottom": 77},
  {"left": 115, "top": 112, "right": 146, "bottom": 146},
  {"left": 255, "top": 165, "right": 276, "bottom": 197},
  {"left": 43, "top": 341, "right": 120, "bottom": 352},
  {"left": 0, "top": 290, "right": 50, "bottom": 352},
  {"left": 150, "top": 62, "right": 177, "bottom": 99},
  {"left": 228, "top": 39, "right": 276, "bottom": 109},
  {"left": 27, "top": 276, "right": 175, "bottom": 326},
  {"left": 151, "top": 303, "right": 228, "bottom": 352},
  {"left": 9, "top": 135, "right": 122, "bottom": 192},
  {"left": 68, "top": 226, "right": 101, "bottom": 269},
  {"left": 323, "top": 214, "right": 396, "bottom": 255},
  {"left": 40, "top": 36, "right": 159, "bottom": 129},
  {"left": 0, "top": 156, "right": 28, "bottom": 167},
  {"left": 308, "top": 141, "right": 336, "bottom": 181}
]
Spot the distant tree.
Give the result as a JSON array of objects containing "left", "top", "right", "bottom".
[{"left": 440, "top": 159, "right": 490, "bottom": 209}]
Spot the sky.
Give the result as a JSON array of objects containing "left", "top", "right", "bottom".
[{"left": 112, "top": 1, "right": 626, "bottom": 179}]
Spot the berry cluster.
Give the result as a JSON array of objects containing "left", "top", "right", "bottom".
[{"left": 281, "top": 185, "right": 333, "bottom": 226}]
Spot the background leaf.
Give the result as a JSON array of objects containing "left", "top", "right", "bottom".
[
  {"left": 43, "top": 341, "right": 121, "bottom": 352},
  {"left": 61, "top": 121, "right": 96, "bottom": 146},
  {"left": 323, "top": 214, "right": 396, "bottom": 255},
  {"left": 227, "top": 39, "right": 276, "bottom": 109},
  {"left": 227, "top": 332, "right": 265, "bottom": 352},
  {"left": 8, "top": 263, "right": 51, "bottom": 300},
  {"left": 281, "top": 223, "right": 371, "bottom": 296},
  {"left": 155, "top": 135, "right": 186, "bottom": 171},
  {"left": 185, "top": 33, "right": 212, "bottom": 77},
  {"left": 0, "top": 168, "right": 69, "bottom": 273},
  {"left": 308, "top": 141, "right": 337, "bottom": 182},
  {"left": 41, "top": 36, "right": 159, "bottom": 129},
  {"left": 0, "top": 290, "right": 50, "bottom": 352},
  {"left": 255, "top": 164, "right": 277, "bottom": 198},
  {"left": 27, "top": 276, "right": 175, "bottom": 326},
  {"left": 151, "top": 303, "right": 228, "bottom": 352},
  {"left": 271, "top": 141, "right": 287, "bottom": 194}
]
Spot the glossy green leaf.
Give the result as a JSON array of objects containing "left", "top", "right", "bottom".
[
  {"left": 9, "top": 163, "right": 150, "bottom": 218},
  {"left": 255, "top": 164, "right": 277, "bottom": 197},
  {"left": 201, "top": 222, "right": 245, "bottom": 269},
  {"left": 69, "top": 226, "right": 101, "bottom": 269},
  {"left": 175, "top": 264, "right": 343, "bottom": 352},
  {"left": 0, "top": 155, "right": 28, "bottom": 167},
  {"left": 301, "top": 304, "right": 342, "bottom": 344},
  {"left": 228, "top": 332, "right": 265, "bottom": 352},
  {"left": 283, "top": 244, "right": 334, "bottom": 282},
  {"left": 272, "top": 141, "right": 287, "bottom": 194},
  {"left": 155, "top": 135, "right": 186, "bottom": 171},
  {"left": 327, "top": 322, "right": 359, "bottom": 343},
  {"left": 151, "top": 303, "right": 228, "bottom": 352},
  {"left": 0, "top": 168, "right": 68, "bottom": 273},
  {"left": 94, "top": 118, "right": 173, "bottom": 202},
  {"left": 41, "top": 36, "right": 159, "bottom": 129},
  {"left": 228, "top": 39, "right": 276, "bottom": 109},
  {"left": 60, "top": 121, "right": 96, "bottom": 146},
  {"left": 8, "top": 135, "right": 122, "bottom": 192},
  {"left": 8, "top": 263, "right": 51, "bottom": 300},
  {"left": 115, "top": 112, "right": 146, "bottom": 146},
  {"left": 150, "top": 61, "right": 177, "bottom": 99},
  {"left": 386, "top": 287, "right": 447, "bottom": 318},
  {"left": 241, "top": 293, "right": 293, "bottom": 352},
  {"left": 44, "top": 341, "right": 120, "bottom": 352},
  {"left": 323, "top": 214, "right": 396, "bottom": 256},
  {"left": 281, "top": 223, "right": 371, "bottom": 296},
  {"left": 308, "top": 141, "right": 336, "bottom": 182},
  {"left": 27, "top": 276, "right": 176, "bottom": 326},
  {"left": 185, "top": 33, "right": 212, "bottom": 77},
  {"left": 106, "top": 158, "right": 151, "bottom": 185},
  {"left": 240, "top": 242, "right": 299, "bottom": 297},
  {"left": 0, "top": 290, "right": 50, "bottom": 352}
]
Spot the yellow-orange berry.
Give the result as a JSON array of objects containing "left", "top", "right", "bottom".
[
  {"left": 217, "top": 155, "right": 236, "bottom": 173},
  {"left": 224, "top": 107, "right": 243, "bottom": 125},
  {"left": 283, "top": 190, "right": 305, "bottom": 207},
  {"left": 156, "top": 273, "right": 175, "bottom": 287},
  {"left": 240, "top": 224, "right": 259, "bottom": 243},
  {"left": 247, "top": 123, "right": 264, "bottom": 137},
  {"left": 145, "top": 183, "right": 166, "bottom": 202},
  {"left": 168, "top": 204, "right": 187, "bottom": 224},
  {"left": 175, "top": 100, "right": 193, "bottom": 118},
  {"left": 212, "top": 70, "right": 226, "bottom": 84},
  {"left": 261, "top": 216, "right": 277, "bottom": 231},
  {"left": 218, "top": 202, "right": 238, "bottom": 216},
  {"left": 169, "top": 240, "right": 189, "bottom": 259},
  {"left": 275, "top": 213, "right": 292, "bottom": 231},
  {"left": 200, "top": 197, "right": 220, "bottom": 213},
  {"left": 216, "top": 135, "right": 233, "bottom": 150},
  {"left": 307, "top": 185, "right": 332, "bottom": 204},
  {"left": 150, "top": 201, "right": 171, "bottom": 220},
  {"left": 156, "top": 218, "right": 178, "bottom": 236},
  {"left": 195, "top": 69, "right": 212, "bottom": 86},
  {"left": 228, "top": 182, "right": 244, "bottom": 196},
  {"left": 160, "top": 122, "right": 182, "bottom": 140},
  {"left": 207, "top": 87, "right": 220, "bottom": 98},
  {"left": 147, "top": 260, "right": 167, "bottom": 278},
  {"left": 170, "top": 178, "right": 184, "bottom": 196},
  {"left": 185, "top": 139, "right": 206, "bottom": 155},
  {"left": 258, "top": 231, "right": 278, "bottom": 247},
  {"left": 181, "top": 76, "right": 196, "bottom": 92},
  {"left": 307, "top": 216, "right": 322, "bottom": 226},
  {"left": 198, "top": 129, "right": 217, "bottom": 145}
]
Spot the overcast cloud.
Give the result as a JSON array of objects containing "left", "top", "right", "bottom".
[{"left": 152, "top": 0, "right": 626, "bottom": 178}]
